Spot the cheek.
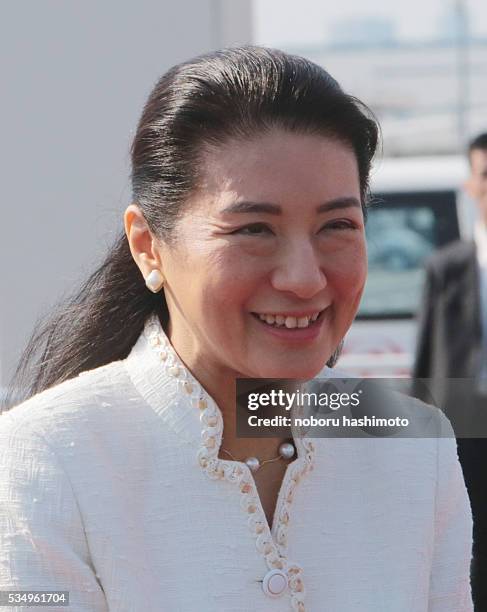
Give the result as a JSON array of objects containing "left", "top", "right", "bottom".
[
  {"left": 216, "top": 242, "right": 270, "bottom": 281},
  {"left": 333, "top": 270, "right": 366, "bottom": 304},
  {"left": 195, "top": 251, "right": 263, "bottom": 314},
  {"left": 327, "top": 243, "right": 367, "bottom": 296}
]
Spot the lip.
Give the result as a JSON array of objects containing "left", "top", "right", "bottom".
[{"left": 250, "top": 308, "right": 329, "bottom": 342}]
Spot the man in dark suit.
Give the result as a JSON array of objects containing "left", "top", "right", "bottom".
[{"left": 413, "top": 132, "right": 487, "bottom": 608}]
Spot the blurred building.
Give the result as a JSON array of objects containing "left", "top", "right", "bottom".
[
  {"left": 292, "top": 39, "right": 487, "bottom": 156},
  {"left": 437, "top": 0, "right": 470, "bottom": 43},
  {"left": 329, "top": 17, "right": 397, "bottom": 47}
]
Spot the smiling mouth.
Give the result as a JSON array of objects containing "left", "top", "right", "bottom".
[{"left": 250, "top": 309, "right": 327, "bottom": 329}]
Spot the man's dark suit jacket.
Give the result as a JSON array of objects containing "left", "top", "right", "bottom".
[
  {"left": 414, "top": 240, "right": 482, "bottom": 383},
  {"left": 413, "top": 239, "right": 486, "bottom": 607}
]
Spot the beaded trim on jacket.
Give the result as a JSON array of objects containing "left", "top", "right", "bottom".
[{"left": 144, "top": 314, "right": 316, "bottom": 612}]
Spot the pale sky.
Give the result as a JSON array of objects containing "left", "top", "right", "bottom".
[{"left": 253, "top": 0, "right": 487, "bottom": 48}]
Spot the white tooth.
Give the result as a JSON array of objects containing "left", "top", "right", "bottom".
[
  {"left": 275, "top": 315, "right": 285, "bottom": 326},
  {"left": 259, "top": 314, "right": 267, "bottom": 321},
  {"left": 265, "top": 315, "right": 276, "bottom": 324},
  {"left": 285, "top": 316, "right": 298, "bottom": 328},
  {"left": 297, "top": 316, "right": 309, "bottom": 328},
  {"left": 311, "top": 312, "right": 319, "bottom": 321}
]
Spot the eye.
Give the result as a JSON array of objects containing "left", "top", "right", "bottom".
[
  {"left": 231, "top": 223, "right": 274, "bottom": 236},
  {"left": 320, "top": 219, "right": 357, "bottom": 231}
]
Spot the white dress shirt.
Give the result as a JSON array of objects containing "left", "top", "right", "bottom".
[{"left": 0, "top": 315, "right": 473, "bottom": 611}]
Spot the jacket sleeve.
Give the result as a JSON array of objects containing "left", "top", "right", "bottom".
[
  {"left": 429, "top": 421, "right": 473, "bottom": 611},
  {"left": 0, "top": 415, "right": 109, "bottom": 612}
]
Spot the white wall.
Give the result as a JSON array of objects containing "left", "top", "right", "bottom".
[{"left": 0, "top": 0, "right": 253, "bottom": 390}]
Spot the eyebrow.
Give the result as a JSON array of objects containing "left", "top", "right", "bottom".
[{"left": 221, "top": 197, "right": 361, "bottom": 215}]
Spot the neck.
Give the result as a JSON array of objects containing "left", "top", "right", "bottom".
[{"left": 165, "top": 318, "right": 296, "bottom": 461}]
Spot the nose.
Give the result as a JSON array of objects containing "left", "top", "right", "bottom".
[{"left": 270, "top": 241, "right": 327, "bottom": 299}]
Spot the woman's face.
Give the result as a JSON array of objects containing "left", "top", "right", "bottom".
[{"left": 158, "top": 129, "right": 367, "bottom": 381}]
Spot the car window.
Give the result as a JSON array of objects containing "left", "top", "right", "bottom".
[{"left": 358, "top": 190, "right": 460, "bottom": 319}]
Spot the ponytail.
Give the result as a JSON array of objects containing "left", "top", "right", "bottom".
[{"left": 4, "top": 233, "right": 168, "bottom": 409}]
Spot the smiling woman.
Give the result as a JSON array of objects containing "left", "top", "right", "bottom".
[
  {"left": 0, "top": 46, "right": 473, "bottom": 611},
  {"left": 130, "top": 130, "right": 366, "bottom": 387}
]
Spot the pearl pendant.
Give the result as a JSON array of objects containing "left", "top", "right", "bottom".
[
  {"left": 279, "top": 442, "right": 295, "bottom": 460},
  {"left": 245, "top": 456, "right": 260, "bottom": 472}
]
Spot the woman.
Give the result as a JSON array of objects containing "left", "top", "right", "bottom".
[{"left": 0, "top": 47, "right": 472, "bottom": 611}]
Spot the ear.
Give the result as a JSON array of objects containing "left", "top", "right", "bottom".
[{"left": 124, "top": 204, "right": 164, "bottom": 280}]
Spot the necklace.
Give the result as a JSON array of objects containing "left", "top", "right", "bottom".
[{"left": 220, "top": 440, "right": 296, "bottom": 472}]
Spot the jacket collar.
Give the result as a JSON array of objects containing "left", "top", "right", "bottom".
[
  {"left": 123, "top": 314, "right": 203, "bottom": 446},
  {"left": 123, "top": 314, "right": 317, "bottom": 461}
]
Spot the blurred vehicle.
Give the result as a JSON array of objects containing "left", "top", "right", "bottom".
[
  {"left": 367, "top": 226, "right": 432, "bottom": 271},
  {"left": 337, "top": 155, "right": 474, "bottom": 377}
]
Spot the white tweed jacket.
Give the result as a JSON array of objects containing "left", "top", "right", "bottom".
[{"left": 0, "top": 315, "right": 473, "bottom": 611}]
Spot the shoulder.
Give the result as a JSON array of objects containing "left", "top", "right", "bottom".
[
  {"left": 0, "top": 359, "right": 137, "bottom": 452},
  {"left": 425, "top": 240, "right": 476, "bottom": 276},
  {"left": 0, "top": 374, "right": 113, "bottom": 608}
]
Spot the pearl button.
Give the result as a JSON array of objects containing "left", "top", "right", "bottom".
[{"left": 262, "top": 569, "right": 288, "bottom": 598}]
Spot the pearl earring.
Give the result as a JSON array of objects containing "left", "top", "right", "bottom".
[{"left": 145, "top": 270, "right": 164, "bottom": 293}]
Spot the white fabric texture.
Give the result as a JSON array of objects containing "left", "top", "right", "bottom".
[{"left": 0, "top": 314, "right": 473, "bottom": 611}]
